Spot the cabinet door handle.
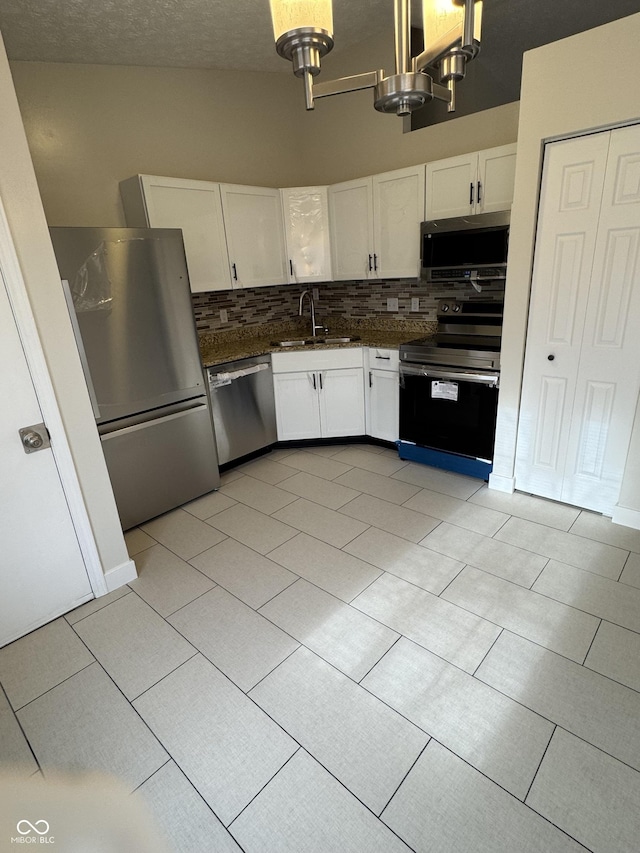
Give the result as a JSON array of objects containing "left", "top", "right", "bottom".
[
  {"left": 369, "top": 371, "right": 373, "bottom": 388},
  {"left": 477, "top": 181, "right": 482, "bottom": 203},
  {"left": 368, "top": 254, "right": 373, "bottom": 272},
  {"left": 289, "top": 259, "right": 294, "bottom": 276},
  {"left": 373, "top": 253, "right": 378, "bottom": 272},
  {"left": 232, "top": 263, "right": 238, "bottom": 281},
  {"left": 375, "top": 355, "right": 391, "bottom": 360},
  {"left": 312, "top": 373, "right": 317, "bottom": 390},
  {"left": 469, "top": 182, "right": 474, "bottom": 205},
  {"left": 319, "top": 373, "right": 323, "bottom": 390}
]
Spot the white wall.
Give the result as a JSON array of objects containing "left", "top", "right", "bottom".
[
  {"left": 0, "top": 31, "right": 132, "bottom": 582},
  {"left": 9, "top": 30, "right": 518, "bottom": 225},
  {"left": 491, "top": 13, "right": 640, "bottom": 521},
  {"left": 10, "top": 62, "right": 304, "bottom": 226},
  {"left": 295, "top": 29, "right": 519, "bottom": 185}
]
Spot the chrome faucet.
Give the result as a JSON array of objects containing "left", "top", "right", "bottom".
[{"left": 298, "top": 289, "right": 324, "bottom": 337}]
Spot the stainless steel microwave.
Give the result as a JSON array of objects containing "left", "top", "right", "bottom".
[{"left": 420, "top": 210, "right": 510, "bottom": 283}]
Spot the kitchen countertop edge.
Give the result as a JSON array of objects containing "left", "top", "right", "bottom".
[{"left": 199, "top": 325, "right": 435, "bottom": 369}]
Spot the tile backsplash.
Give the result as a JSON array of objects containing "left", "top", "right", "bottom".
[{"left": 192, "top": 278, "right": 505, "bottom": 332}]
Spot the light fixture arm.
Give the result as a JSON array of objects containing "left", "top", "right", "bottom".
[
  {"left": 312, "top": 70, "right": 384, "bottom": 104},
  {"left": 312, "top": 70, "right": 451, "bottom": 108}
]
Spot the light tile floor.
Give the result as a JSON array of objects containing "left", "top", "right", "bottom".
[{"left": 2, "top": 442, "right": 640, "bottom": 852}]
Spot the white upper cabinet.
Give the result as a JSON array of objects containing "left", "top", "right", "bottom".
[
  {"left": 477, "top": 145, "right": 518, "bottom": 214},
  {"left": 119, "top": 175, "right": 231, "bottom": 293},
  {"left": 373, "top": 166, "right": 426, "bottom": 279},
  {"left": 219, "top": 184, "right": 288, "bottom": 289},
  {"left": 425, "top": 143, "right": 517, "bottom": 220},
  {"left": 280, "top": 186, "right": 333, "bottom": 284},
  {"left": 329, "top": 165, "right": 425, "bottom": 281},
  {"left": 328, "top": 177, "right": 375, "bottom": 280}
]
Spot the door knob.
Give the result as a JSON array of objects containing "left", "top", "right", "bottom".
[
  {"left": 19, "top": 423, "right": 51, "bottom": 454},
  {"left": 547, "top": 354, "right": 555, "bottom": 361},
  {"left": 22, "top": 431, "right": 43, "bottom": 449}
]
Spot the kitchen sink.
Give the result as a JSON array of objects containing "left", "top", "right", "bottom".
[{"left": 270, "top": 335, "right": 361, "bottom": 347}]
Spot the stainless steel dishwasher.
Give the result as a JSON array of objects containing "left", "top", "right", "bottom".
[{"left": 207, "top": 354, "right": 277, "bottom": 465}]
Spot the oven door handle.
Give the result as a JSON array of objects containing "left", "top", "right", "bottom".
[{"left": 400, "top": 364, "right": 500, "bottom": 387}]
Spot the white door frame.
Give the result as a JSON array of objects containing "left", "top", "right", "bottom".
[{"left": 0, "top": 195, "right": 107, "bottom": 597}]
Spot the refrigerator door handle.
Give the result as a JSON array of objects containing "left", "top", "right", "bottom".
[{"left": 61, "top": 278, "right": 101, "bottom": 420}]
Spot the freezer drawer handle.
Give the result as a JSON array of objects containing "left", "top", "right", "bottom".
[
  {"left": 208, "top": 362, "right": 269, "bottom": 388},
  {"left": 100, "top": 402, "right": 209, "bottom": 440}
]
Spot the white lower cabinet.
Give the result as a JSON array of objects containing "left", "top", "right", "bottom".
[
  {"left": 272, "top": 349, "right": 365, "bottom": 441},
  {"left": 365, "top": 348, "right": 399, "bottom": 442},
  {"left": 318, "top": 368, "right": 366, "bottom": 437}
]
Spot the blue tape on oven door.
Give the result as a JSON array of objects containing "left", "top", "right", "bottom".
[{"left": 431, "top": 380, "right": 459, "bottom": 401}]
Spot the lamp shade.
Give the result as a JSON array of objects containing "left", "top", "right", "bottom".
[
  {"left": 422, "top": 0, "right": 482, "bottom": 47},
  {"left": 269, "top": 0, "right": 334, "bottom": 41}
]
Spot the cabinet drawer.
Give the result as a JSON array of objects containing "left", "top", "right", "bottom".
[
  {"left": 272, "top": 348, "right": 364, "bottom": 373},
  {"left": 367, "top": 348, "right": 399, "bottom": 371}
]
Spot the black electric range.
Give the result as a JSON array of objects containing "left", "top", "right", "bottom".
[{"left": 400, "top": 300, "right": 503, "bottom": 370}]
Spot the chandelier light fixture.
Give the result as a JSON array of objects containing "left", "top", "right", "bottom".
[{"left": 269, "top": 0, "right": 483, "bottom": 116}]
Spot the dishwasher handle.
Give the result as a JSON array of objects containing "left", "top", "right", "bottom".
[
  {"left": 208, "top": 362, "right": 269, "bottom": 388},
  {"left": 400, "top": 363, "right": 500, "bottom": 387}
]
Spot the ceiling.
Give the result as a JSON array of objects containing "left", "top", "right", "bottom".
[{"left": 0, "top": 0, "right": 399, "bottom": 72}]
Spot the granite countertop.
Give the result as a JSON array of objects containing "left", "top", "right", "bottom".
[{"left": 199, "top": 318, "right": 437, "bottom": 368}]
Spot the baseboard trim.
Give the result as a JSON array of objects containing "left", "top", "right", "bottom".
[
  {"left": 612, "top": 505, "right": 640, "bottom": 531},
  {"left": 488, "top": 473, "right": 515, "bottom": 493},
  {"left": 104, "top": 558, "right": 138, "bottom": 592}
]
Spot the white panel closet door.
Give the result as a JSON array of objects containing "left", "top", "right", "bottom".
[
  {"left": 515, "top": 132, "right": 609, "bottom": 502},
  {"left": 516, "top": 124, "right": 640, "bottom": 514},
  {"left": 563, "top": 124, "right": 640, "bottom": 510}
]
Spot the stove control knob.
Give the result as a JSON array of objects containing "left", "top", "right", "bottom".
[
  {"left": 452, "top": 303, "right": 461, "bottom": 312},
  {"left": 441, "top": 303, "right": 449, "bottom": 312}
]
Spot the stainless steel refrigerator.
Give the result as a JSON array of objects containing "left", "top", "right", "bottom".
[{"left": 50, "top": 226, "right": 220, "bottom": 530}]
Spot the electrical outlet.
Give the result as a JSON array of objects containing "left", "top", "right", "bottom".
[
  {"left": 312, "top": 287, "right": 319, "bottom": 300},
  {"left": 387, "top": 297, "right": 399, "bottom": 312},
  {"left": 219, "top": 309, "right": 228, "bottom": 323},
  {"left": 411, "top": 297, "right": 420, "bottom": 312}
]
